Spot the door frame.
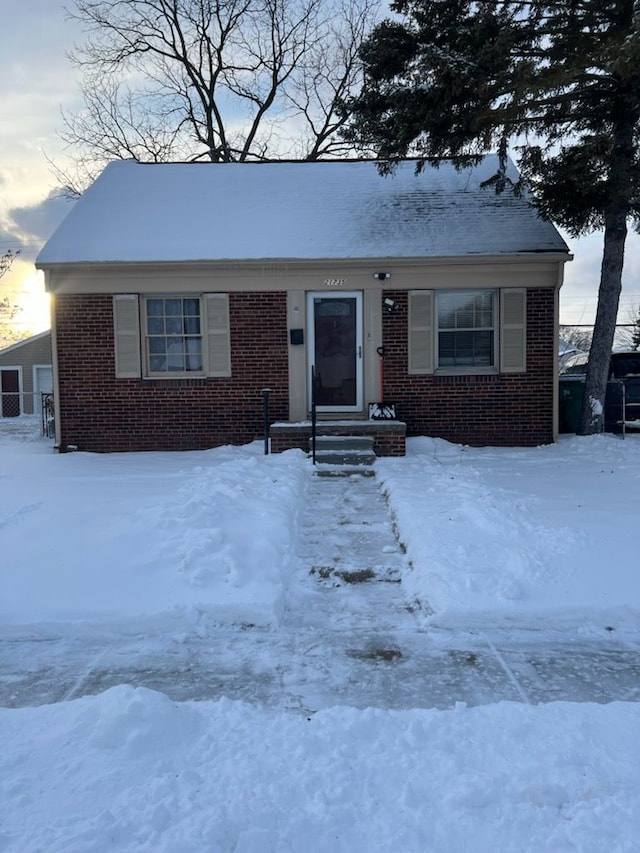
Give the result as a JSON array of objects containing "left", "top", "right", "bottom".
[
  {"left": 307, "top": 290, "right": 364, "bottom": 413},
  {"left": 33, "top": 364, "right": 53, "bottom": 416}
]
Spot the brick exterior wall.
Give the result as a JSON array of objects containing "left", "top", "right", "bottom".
[
  {"left": 381, "top": 288, "right": 556, "bottom": 447},
  {"left": 54, "top": 292, "right": 289, "bottom": 452},
  {"left": 54, "top": 286, "right": 555, "bottom": 453}
]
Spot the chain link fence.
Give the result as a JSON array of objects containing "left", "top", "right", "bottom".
[{"left": 0, "top": 392, "right": 54, "bottom": 438}]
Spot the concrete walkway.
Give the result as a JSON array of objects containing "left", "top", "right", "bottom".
[{"left": 1, "top": 471, "right": 639, "bottom": 712}]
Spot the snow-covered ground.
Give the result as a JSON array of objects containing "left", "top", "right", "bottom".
[{"left": 1, "top": 420, "right": 639, "bottom": 852}]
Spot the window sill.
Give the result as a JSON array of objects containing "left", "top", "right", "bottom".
[
  {"left": 433, "top": 371, "right": 501, "bottom": 384},
  {"left": 435, "top": 367, "right": 499, "bottom": 376},
  {"left": 142, "top": 374, "right": 210, "bottom": 385}
]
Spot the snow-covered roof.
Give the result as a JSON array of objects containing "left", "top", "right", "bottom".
[{"left": 36, "top": 157, "right": 568, "bottom": 265}]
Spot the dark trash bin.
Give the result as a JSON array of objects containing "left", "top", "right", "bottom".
[
  {"left": 604, "top": 381, "right": 624, "bottom": 433},
  {"left": 559, "top": 378, "right": 585, "bottom": 433}
]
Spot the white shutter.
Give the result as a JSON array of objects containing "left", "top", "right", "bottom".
[
  {"left": 408, "top": 290, "right": 434, "bottom": 374},
  {"left": 500, "top": 289, "right": 526, "bottom": 373},
  {"left": 113, "top": 295, "right": 141, "bottom": 378},
  {"left": 205, "top": 293, "right": 231, "bottom": 377}
]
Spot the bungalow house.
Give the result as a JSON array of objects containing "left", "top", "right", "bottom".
[
  {"left": 0, "top": 330, "right": 53, "bottom": 419},
  {"left": 35, "top": 157, "right": 570, "bottom": 455}
]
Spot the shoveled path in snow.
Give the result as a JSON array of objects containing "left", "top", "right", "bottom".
[{"left": 2, "top": 469, "right": 640, "bottom": 712}]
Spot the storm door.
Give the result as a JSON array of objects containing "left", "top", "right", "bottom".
[{"left": 307, "top": 292, "right": 363, "bottom": 412}]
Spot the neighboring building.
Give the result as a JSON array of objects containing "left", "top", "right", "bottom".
[
  {"left": 35, "top": 157, "right": 570, "bottom": 454},
  {"left": 0, "top": 331, "right": 52, "bottom": 419}
]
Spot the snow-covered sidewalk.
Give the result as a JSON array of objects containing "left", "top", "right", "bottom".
[{"left": 1, "top": 423, "right": 640, "bottom": 852}]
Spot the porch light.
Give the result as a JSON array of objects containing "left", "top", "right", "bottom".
[{"left": 373, "top": 272, "right": 391, "bottom": 281}]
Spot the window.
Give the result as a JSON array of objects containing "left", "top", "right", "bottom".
[
  {"left": 408, "top": 288, "right": 526, "bottom": 375},
  {"left": 145, "top": 297, "right": 203, "bottom": 375},
  {"left": 437, "top": 290, "right": 496, "bottom": 369},
  {"left": 114, "top": 293, "right": 231, "bottom": 379}
]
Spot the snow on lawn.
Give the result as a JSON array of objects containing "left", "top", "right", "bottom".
[
  {"left": 0, "top": 436, "right": 309, "bottom": 627},
  {"left": 2, "top": 686, "right": 638, "bottom": 853},
  {"left": 1, "top": 424, "right": 640, "bottom": 852},
  {"left": 378, "top": 434, "right": 640, "bottom": 632},
  {"left": 2, "top": 427, "right": 639, "bottom": 631}
]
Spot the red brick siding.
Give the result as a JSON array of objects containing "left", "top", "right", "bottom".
[
  {"left": 54, "top": 292, "right": 288, "bottom": 452},
  {"left": 382, "top": 288, "right": 555, "bottom": 446},
  {"left": 54, "top": 286, "right": 555, "bottom": 452}
]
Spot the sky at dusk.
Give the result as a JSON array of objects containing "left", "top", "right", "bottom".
[{"left": 2, "top": 0, "right": 640, "bottom": 336}]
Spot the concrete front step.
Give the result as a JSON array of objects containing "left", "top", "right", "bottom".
[
  {"left": 309, "top": 435, "right": 376, "bottom": 471},
  {"left": 312, "top": 449, "right": 376, "bottom": 466},
  {"left": 311, "top": 435, "right": 375, "bottom": 452},
  {"left": 314, "top": 465, "right": 376, "bottom": 478},
  {"left": 270, "top": 419, "right": 406, "bottom": 457}
]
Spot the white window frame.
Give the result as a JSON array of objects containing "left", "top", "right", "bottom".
[
  {"left": 113, "top": 293, "right": 231, "bottom": 380},
  {"left": 143, "top": 294, "right": 205, "bottom": 378},
  {"left": 435, "top": 289, "right": 498, "bottom": 374},
  {"left": 408, "top": 288, "right": 526, "bottom": 377}
]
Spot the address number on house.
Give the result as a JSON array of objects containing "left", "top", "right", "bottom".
[{"left": 323, "top": 278, "right": 346, "bottom": 287}]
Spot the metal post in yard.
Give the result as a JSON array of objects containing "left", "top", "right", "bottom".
[
  {"left": 262, "top": 388, "right": 271, "bottom": 455},
  {"left": 311, "top": 366, "right": 317, "bottom": 465}
]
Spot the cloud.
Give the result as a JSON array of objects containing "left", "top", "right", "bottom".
[{"left": 6, "top": 192, "right": 75, "bottom": 259}]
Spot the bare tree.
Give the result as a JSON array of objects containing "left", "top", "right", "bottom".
[
  {"left": 560, "top": 326, "right": 593, "bottom": 355},
  {"left": 0, "top": 249, "right": 20, "bottom": 280},
  {"left": 615, "top": 305, "right": 640, "bottom": 351},
  {"left": 0, "top": 301, "right": 24, "bottom": 349},
  {"left": 59, "top": 0, "right": 380, "bottom": 192},
  {"left": 0, "top": 250, "right": 24, "bottom": 349}
]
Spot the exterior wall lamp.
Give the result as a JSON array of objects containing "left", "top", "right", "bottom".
[{"left": 373, "top": 272, "right": 391, "bottom": 281}]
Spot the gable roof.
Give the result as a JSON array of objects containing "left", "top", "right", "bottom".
[
  {"left": 36, "top": 157, "right": 568, "bottom": 266},
  {"left": 0, "top": 330, "right": 51, "bottom": 358}
]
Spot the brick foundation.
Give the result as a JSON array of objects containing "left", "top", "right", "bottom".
[{"left": 270, "top": 421, "right": 406, "bottom": 457}]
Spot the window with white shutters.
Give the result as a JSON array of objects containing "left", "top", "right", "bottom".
[
  {"left": 500, "top": 289, "right": 527, "bottom": 373},
  {"left": 113, "top": 295, "right": 142, "bottom": 378},
  {"left": 407, "top": 288, "right": 528, "bottom": 375},
  {"left": 408, "top": 290, "right": 434, "bottom": 374},
  {"left": 204, "top": 293, "right": 231, "bottom": 377},
  {"left": 113, "top": 293, "right": 231, "bottom": 378}
]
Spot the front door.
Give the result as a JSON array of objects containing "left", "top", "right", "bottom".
[{"left": 308, "top": 291, "right": 363, "bottom": 412}]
